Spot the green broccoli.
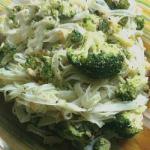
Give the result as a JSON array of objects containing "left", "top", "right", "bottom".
[
  {"left": 107, "top": 34, "right": 118, "bottom": 44},
  {"left": 118, "top": 16, "right": 129, "bottom": 27},
  {"left": 39, "top": 57, "right": 53, "bottom": 82},
  {"left": 105, "top": 0, "right": 130, "bottom": 9},
  {"left": 0, "top": 42, "right": 16, "bottom": 67},
  {"left": 107, "top": 111, "right": 143, "bottom": 138},
  {"left": 66, "top": 30, "right": 84, "bottom": 48},
  {"left": 116, "top": 76, "right": 147, "bottom": 101},
  {"left": 50, "top": 0, "right": 76, "bottom": 20},
  {"left": 55, "top": 121, "right": 100, "bottom": 149},
  {"left": 135, "top": 15, "right": 144, "bottom": 30},
  {"left": 98, "top": 19, "right": 110, "bottom": 33},
  {"left": 69, "top": 30, "right": 83, "bottom": 43},
  {"left": 81, "top": 15, "right": 99, "bottom": 31},
  {"left": 67, "top": 34, "right": 125, "bottom": 78},
  {"left": 24, "top": 55, "right": 53, "bottom": 82},
  {"left": 34, "top": 15, "right": 43, "bottom": 22},
  {"left": 24, "top": 55, "right": 38, "bottom": 70},
  {"left": 12, "top": 5, "right": 22, "bottom": 12},
  {"left": 93, "top": 137, "right": 111, "bottom": 150},
  {"left": 7, "top": 10, "right": 16, "bottom": 21}
]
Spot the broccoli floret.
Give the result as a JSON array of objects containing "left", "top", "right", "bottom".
[
  {"left": 24, "top": 55, "right": 53, "bottom": 82},
  {"left": 107, "top": 34, "right": 118, "bottom": 44},
  {"left": 39, "top": 57, "right": 53, "bottom": 82},
  {"left": 98, "top": 18, "right": 121, "bottom": 35},
  {"left": 34, "top": 15, "right": 43, "bottom": 22},
  {"left": 55, "top": 121, "right": 100, "bottom": 149},
  {"left": 69, "top": 30, "right": 83, "bottom": 43},
  {"left": 98, "top": 19, "right": 110, "bottom": 33},
  {"left": 81, "top": 15, "right": 99, "bottom": 31},
  {"left": 118, "top": 16, "right": 129, "bottom": 27},
  {"left": 66, "top": 30, "right": 84, "bottom": 48},
  {"left": 105, "top": 0, "right": 130, "bottom": 9},
  {"left": 24, "top": 55, "right": 38, "bottom": 70},
  {"left": 12, "top": 5, "right": 22, "bottom": 12},
  {"left": 108, "top": 111, "right": 143, "bottom": 138},
  {"left": 67, "top": 34, "right": 125, "bottom": 78},
  {"left": 135, "top": 15, "right": 144, "bottom": 30},
  {"left": 116, "top": 76, "right": 147, "bottom": 101},
  {"left": 0, "top": 42, "right": 16, "bottom": 67},
  {"left": 93, "top": 137, "right": 111, "bottom": 150},
  {"left": 50, "top": 0, "right": 76, "bottom": 20}
]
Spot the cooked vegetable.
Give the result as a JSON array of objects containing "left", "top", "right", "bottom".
[
  {"left": 93, "top": 137, "right": 111, "bottom": 150},
  {"left": 116, "top": 76, "right": 147, "bottom": 101},
  {"left": 68, "top": 30, "right": 83, "bottom": 43},
  {"left": 49, "top": 0, "right": 76, "bottom": 19},
  {"left": 24, "top": 55, "right": 53, "bottom": 82},
  {"left": 66, "top": 30, "right": 84, "bottom": 48},
  {"left": 105, "top": 0, "right": 130, "bottom": 10},
  {"left": 0, "top": 42, "right": 16, "bottom": 67},
  {"left": 107, "top": 109, "right": 144, "bottom": 138},
  {"left": 55, "top": 121, "right": 100, "bottom": 149},
  {"left": 135, "top": 15, "right": 144, "bottom": 30},
  {"left": 81, "top": 15, "right": 99, "bottom": 31},
  {"left": 98, "top": 19, "right": 110, "bottom": 33},
  {"left": 118, "top": 16, "right": 128, "bottom": 27},
  {"left": 67, "top": 33, "right": 125, "bottom": 78}
]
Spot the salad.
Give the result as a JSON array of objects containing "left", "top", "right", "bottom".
[{"left": 0, "top": 0, "right": 149, "bottom": 149}]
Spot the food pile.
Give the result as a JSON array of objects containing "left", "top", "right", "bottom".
[{"left": 0, "top": 0, "right": 149, "bottom": 149}]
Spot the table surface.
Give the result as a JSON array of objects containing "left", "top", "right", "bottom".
[{"left": 121, "top": 127, "right": 150, "bottom": 150}]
